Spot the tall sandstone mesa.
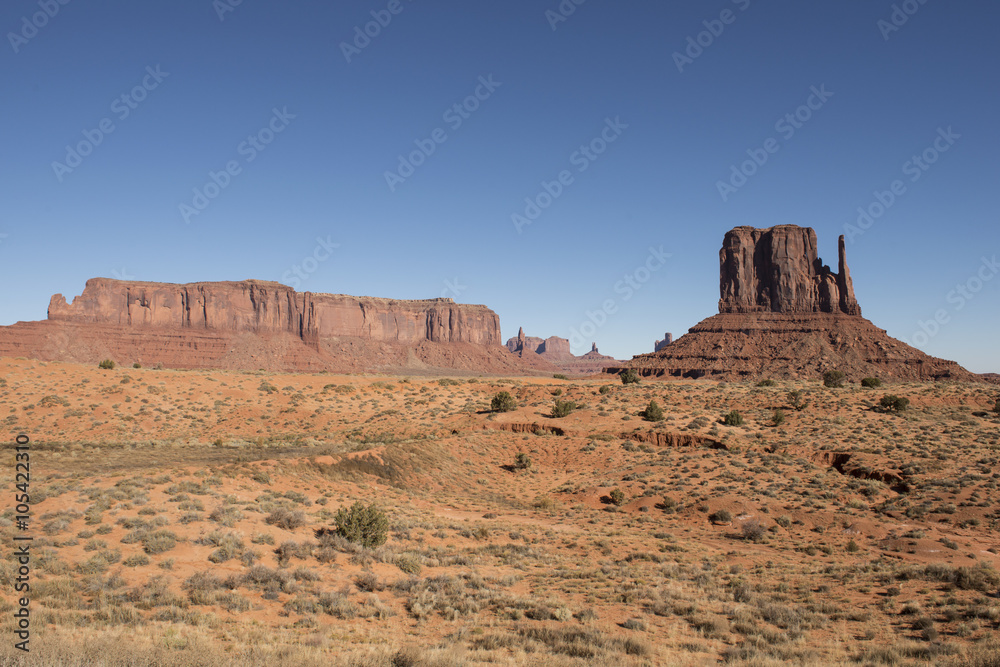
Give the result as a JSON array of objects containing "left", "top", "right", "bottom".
[{"left": 0, "top": 278, "right": 550, "bottom": 374}]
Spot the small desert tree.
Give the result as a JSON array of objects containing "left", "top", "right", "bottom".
[
  {"left": 333, "top": 501, "right": 388, "bottom": 549},
  {"left": 641, "top": 399, "right": 664, "bottom": 422},
  {"left": 994, "top": 398, "right": 1000, "bottom": 415},
  {"left": 609, "top": 488, "right": 626, "bottom": 506},
  {"left": 98, "top": 359, "right": 115, "bottom": 370},
  {"left": 723, "top": 410, "right": 744, "bottom": 426},
  {"left": 491, "top": 391, "right": 517, "bottom": 413},
  {"left": 551, "top": 399, "right": 577, "bottom": 418},
  {"left": 861, "top": 377, "right": 882, "bottom": 388},
  {"left": 823, "top": 370, "right": 846, "bottom": 388},
  {"left": 619, "top": 368, "right": 640, "bottom": 385},
  {"left": 877, "top": 395, "right": 910, "bottom": 414},
  {"left": 513, "top": 452, "right": 531, "bottom": 470},
  {"left": 771, "top": 408, "right": 786, "bottom": 427}
]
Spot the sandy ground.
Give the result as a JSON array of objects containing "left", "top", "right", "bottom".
[{"left": 0, "top": 358, "right": 999, "bottom": 665}]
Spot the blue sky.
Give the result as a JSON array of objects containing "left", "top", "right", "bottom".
[{"left": 2, "top": 1, "right": 997, "bottom": 372}]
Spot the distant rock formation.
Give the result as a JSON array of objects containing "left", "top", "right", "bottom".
[
  {"left": 654, "top": 333, "right": 673, "bottom": 352},
  {"left": 506, "top": 330, "right": 619, "bottom": 375},
  {"left": 0, "top": 278, "right": 553, "bottom": 374},
  {"left": 506, "top": 329, "right": 574, "bottom": 362},
  {"left": 608, "top": 226, "right": 978, "bottom": 382}
]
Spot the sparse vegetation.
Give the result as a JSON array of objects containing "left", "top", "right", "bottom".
[
  {"left": 823, "top": 369, "right": 846, "bottom": 388},
  {"left": 490, "top": 391, "right": 517, "bottom": 413},
  {"left": 709, "top": 509, "right": 732, "bottom": 524},
  {"left": 3, "top": 360, "right": 1000, "bottom": 665},
  {"left": 619, "top": 368, "right": 640, "bottom": 385},
  {"left": 640, "top": 399, "right": 664, "bottom": 422},
  {"left": 722, "top": 410, "right": 743, "bottom": 426},
  {"left": 876, "top": 394, "right": 910, "bottom": 413},
  {"left": 787, "top": 389, "right": 809, "bottom": 411},
  {"left": 332, "top": 501, "right": 388, "bottom": 549},
  {"left": 551, "top": 399, "right": 578, "bottom": 418},
  {"left": 266, "top": 508, "right": 306, "bottom": 530},
  {"left": 861, "top": 377, "right": 882, "bottom": 388}
]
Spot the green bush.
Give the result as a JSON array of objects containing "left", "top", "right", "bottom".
[
  {"left": 860, "top": 377, "right": 882, "bottom": 388},
  {"left": 823, "top": 370, "right": 846, "bottom": 388},
  {"left": 133, "top": 362, "right": 142, "bottom": 369},
  {"left": 722, "top": 410, "right": 743, "bottom": 426},
  {"left": 609, "top": 488, "right": 626, "bottom": 506},
  {"left": 757, "top": 379, "right": 777, "bottom": 387},
  {"left": 771, "top": 408, "right": 785, "bottom": 427},
  {"left": 993, "top": 398, "right": 1000, "bottom": 415},
  {"left": 619, "top": 368, "right": 640, "bottom": 385},
  {"left": 333, "top": 501, "right": 388, "bottom": 549},
  {"left": 787, "top": 390, "right": 809, "bottom": 412},
  {"left": 553, "top": 373, "right": 568, "bottom": 380},
  {"left": 598, "top": 385, "right": 612, "bottom": 395},
  {"left": 491, "top": 391, "right": 517, "bottom": 413},
  {"left": 98, "top": 359, "right": 115, "bottom": 370},
  {"left": 513, "top": 452, "right": 531, "bottom": 470},
  {"left": 877, "top": 395, "right": 910, "bottom": 413},
  {"left": 640, "top": 400, "right": 664, "bottom": 422},
  {"left": 551, "top": 399, "right": 578, "bottom": 418}
]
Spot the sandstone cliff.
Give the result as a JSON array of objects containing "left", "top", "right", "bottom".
[
  {"left": 610, "top": 226, "right": 977, "bottom": 382},
  {"left": 719, "top": 226, "right": 861, "bottom": 315},
  {"left": 0, "top": 278, "right": 549, "bottom": 375},
  {"left": 48, "top": 278, "right": 499, "bottom": 345}
]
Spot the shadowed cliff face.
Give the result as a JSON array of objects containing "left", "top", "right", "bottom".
[
  {"left": 47, "top": 278, "right": 500, "bottom": 346},
  {"left": 718, "top": 225, "right": 861, "bottom": 315}
]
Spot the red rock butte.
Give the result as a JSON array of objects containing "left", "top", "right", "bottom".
[
  {"left": 0, "top": 278, "right": 551, "bottom": 374},
  {"left": 608, "top": 225, "right": 978, "bottom": 382},
  {"left": 505, "top": 327, "right": 619, "bottom": 375}
]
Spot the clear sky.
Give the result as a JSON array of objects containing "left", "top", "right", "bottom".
[{"left": 2, "top": 1, "right": 997, "bottom": 372}]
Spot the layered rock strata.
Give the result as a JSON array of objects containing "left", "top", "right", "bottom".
[{"left": 0, "top": 278, "right": 549, "bottom": 374}]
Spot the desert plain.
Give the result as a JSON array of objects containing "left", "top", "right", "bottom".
[{"left": 1, "top": 357, "right": 999, "bottom": 666}]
